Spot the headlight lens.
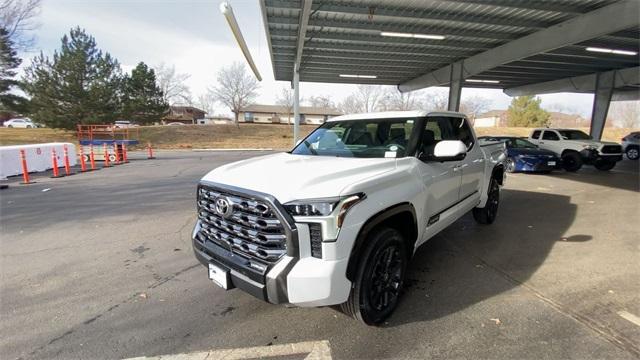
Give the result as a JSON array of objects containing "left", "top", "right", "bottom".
[
  {"left": 284, "top": 201, "right": 337, "bottom": 216},
  {"left": 582, "top": 145, "right": 598, "bottom": 150},
  {"left": 284, "top": 193, "right": 366, "bottom": 228}
]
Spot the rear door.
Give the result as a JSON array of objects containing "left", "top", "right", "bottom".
[
  {"left": 540, "top": 130, "right": 562, "bottom": 154},
  {"left": 451, "top": 117, "right": 484, "bottom": 202}
]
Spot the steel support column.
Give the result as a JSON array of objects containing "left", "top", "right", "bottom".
[
  {"left": 590, "top": 71, "right": 615, "bottom": 140},
  {"left": 293, "top": 68, "right": 300, "bottom": 146},
  {"left": 448, "top": 62, "right": 463, "bottom": 112}
]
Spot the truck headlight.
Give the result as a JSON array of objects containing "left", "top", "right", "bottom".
[
  {"left": 285, "top": 194, "right": 364, "bottom": 224},
  {"left": 284, "top": 201, "right": 337, "bottom": 216},
  {"left": 582, "top": 145, "right": 598, "bottom": 150},
  {"left": 284, "top": 193, "right": 366, "bottom": 235}
]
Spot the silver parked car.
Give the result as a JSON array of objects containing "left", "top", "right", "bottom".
[
  {"left": 622, "top": 132, "right": 640, "bottom": 160},
  {"left": 3, "top": 118, "right": 36, "bottom": 128}
]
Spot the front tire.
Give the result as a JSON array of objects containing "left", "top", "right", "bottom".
[
  {"left": 505, "top": 157, "right": 516, "bottom": 173},
  {"left": 473, "top": 177, "right": 500, "bottom": 225},
  {"left": 341, "top": 227, "right": 407, "bottom": 325},
  {"left": 594, "top": 159, "right": 616, "bottom": 171},
  {"left": 626, "top": 146, "right": 639, "bottom": 160},
  {"left": 562, "top": 151, "right": 582, "bottom": 172}
]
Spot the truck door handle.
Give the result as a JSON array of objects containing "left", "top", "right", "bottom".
[{"left": 539, "top": 141, "right": 545, "bottom": 144}]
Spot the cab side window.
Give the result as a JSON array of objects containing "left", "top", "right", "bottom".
[
  {"left": 531, "top": 130, "right": 541, "bottom": 139},
  {"left": 542, "top": 131, "right": 559, "bottom": 141},
  {"left": 419, "top": 117, "right": 471, "bottom": 160},
  {"left": 449, "top": 117, "right": 474, "bottom": 149}
]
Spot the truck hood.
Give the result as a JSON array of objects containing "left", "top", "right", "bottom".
[
  {"left": 200, "top": 152, "right": 397, "bottom": 203},
  {"left": 567, "top": 139, "right": 619, "bottom": 147}
]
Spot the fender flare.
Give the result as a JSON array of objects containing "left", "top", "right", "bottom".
[{"left": 345, "top": 202, "right": 417, "bottom": 281}]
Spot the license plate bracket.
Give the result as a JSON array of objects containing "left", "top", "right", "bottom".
[{"left": 208, "top": 263, "right": 230, "bottom": 289}]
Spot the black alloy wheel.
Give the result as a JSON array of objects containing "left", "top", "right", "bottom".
[{"left": 473, "top": 178, "right": 500, "bottom": 224}]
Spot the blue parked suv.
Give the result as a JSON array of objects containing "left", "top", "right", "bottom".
[{"left": 479, "top": 136, "right": 561, "bottom": 173}]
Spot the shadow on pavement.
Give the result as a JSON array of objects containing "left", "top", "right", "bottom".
[{"left": 387, "top": 188, "right": 584, "bottom": 326}]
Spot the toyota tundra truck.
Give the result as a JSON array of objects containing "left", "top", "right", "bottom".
[
  {"left": 192, "top": 111, "right": 506, "bottom": 325},
  {"left": 528, "top": 128, "right": 623, "bottom": 171}
]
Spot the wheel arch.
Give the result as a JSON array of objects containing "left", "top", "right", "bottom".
[
  {"left": 345, "top": 202, "right": 418, "bottom": 282},
  {"left": 561, "top": 148, "right": 580, "bottom": 157},
  {"left": 492, "top": 163, "right": 505, "bottom": 186}
]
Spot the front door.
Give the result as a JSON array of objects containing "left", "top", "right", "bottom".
[{"left": 415, "top": 117, "right": 463, "bottom": 246}]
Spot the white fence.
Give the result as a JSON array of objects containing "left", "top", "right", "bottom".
[{"left": 0, "top": 143, "right": 77, "bottom": 179}]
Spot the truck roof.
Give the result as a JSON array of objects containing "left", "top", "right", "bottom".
[{"left": 327, "top": 110, "right": 466, "bottom": 122}]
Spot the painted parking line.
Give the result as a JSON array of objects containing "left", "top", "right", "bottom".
[
  {"left": 617, "top": 311, "right": 640, "bottom": 328},
  {"left": 125, "top": 340, "right": 332, "bottom": 360}
]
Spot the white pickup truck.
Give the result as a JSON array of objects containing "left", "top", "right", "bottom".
[
  {"left": 528, "top": 128, "right": 623, "bottom": 171},
  {"left": 192, "top": 111, "right": 505, "bottom": 325}
]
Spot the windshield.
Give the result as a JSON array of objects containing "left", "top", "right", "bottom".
[
  {"left": 507, "top": 138, "right": 537, "bottom": 149},
  {"left": 291, "top": 118, "right": 416, "bottom": 158},
  {"left": 558, "top": 130, "right": 592, "bottom": 140}
]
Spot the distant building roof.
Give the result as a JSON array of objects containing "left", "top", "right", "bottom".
[
  {"left": 170, "top": 105, "right": 206, "bottom": 114},
  {"left": 240, "top": 104, "right": 342, "bottom": 116},
  {"left": 477, "top": 110, "right": 507, "bottom": 118}
]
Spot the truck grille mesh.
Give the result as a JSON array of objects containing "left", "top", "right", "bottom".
[
  {"left": 197, "top": 186, "right": 287, "bottom": 263},
  {"left": 601, "top": 145, "right": 622, "bottom": 154}
]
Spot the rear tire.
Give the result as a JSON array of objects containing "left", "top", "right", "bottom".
[
  {"left": 7, "top": 125, "right": 12, "bottom": 128},
  {"left": 340, "top": 227, "right": 407, "bottom": 325},
  {"left": 626, "top": 146, "right": 639, "bottom": 160},
  {"left": 561, "top": 152, "right": 582, "bottom": 172},
  {"left": 473, "top": 177, "right": 500, "bottom": 225},
  {"left": 594, "top": 159, "right": 616, "bottom": 171}
]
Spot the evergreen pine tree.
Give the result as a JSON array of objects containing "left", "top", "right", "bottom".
[
  {"left": 0, "top": 27, "right": 27, "bottom": 113},
  {"left": 22, "top": 27, "right": 123, "bottom": 129},
  {"left": 122, "top": 62, "right": 168, "bottom": 124},
  {"left": 507, "top": 95, "right": 551, "bottom": 127}
]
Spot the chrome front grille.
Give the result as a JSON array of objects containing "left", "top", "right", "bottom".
[{"left": 197, "top": 185, "right": 287, "bottom": 263}]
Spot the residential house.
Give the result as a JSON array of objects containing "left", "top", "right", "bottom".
[
  {"left": 238, "top": 104, "right": 342, "bottom": 125},
  {"left": 163, "top": 106, "right": 206, "bottom": 125}
]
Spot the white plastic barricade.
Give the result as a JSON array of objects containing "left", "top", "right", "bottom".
[{"left": 0, "top": 143, "right": 77, "bottom": 179}]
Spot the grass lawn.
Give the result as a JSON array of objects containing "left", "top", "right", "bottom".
[{"left": 0, "top": 124, "right": 636, "bottom": 150}]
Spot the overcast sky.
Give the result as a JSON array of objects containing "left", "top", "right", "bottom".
[{"left": 23, "top": 0, "right": 600, "bottom": 117}]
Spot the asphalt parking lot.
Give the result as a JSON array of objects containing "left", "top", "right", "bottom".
[{"left": 1, "top": 151, "right": 639, "bottom": 359}]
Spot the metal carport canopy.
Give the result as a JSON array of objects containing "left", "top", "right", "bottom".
[{"left": 260, "top": 0, "right": 640, "bottom": 96}]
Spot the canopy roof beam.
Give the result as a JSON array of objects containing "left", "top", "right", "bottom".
[{"left": 398, "top": 0, "right": 640, "bottom": 92}]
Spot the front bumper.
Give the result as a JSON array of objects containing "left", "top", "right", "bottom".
[
  {"left": 514, "top": 157, "right": 561, "bottom": 172},
  {"left": 192, "top": 220, "right": 351, "bottom": 307},
  {"left": 579, "top": 149, "right": 623, "bottom": 163}
]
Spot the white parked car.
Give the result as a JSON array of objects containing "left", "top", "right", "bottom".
[
  {"left": 114, "top": 120, "right": 138, "bottom": 128},
  {"left": 528, "top": 128, "right": 623, "bottom": 171},
  {"left": 192, "top": 111, "right": 506, "bottom": 325},
  {"left": 621, "top": 131, "right": 639, "bottom": 160},
  {"left": 4, "top": 118, "right": 36, "bottom": 128}
]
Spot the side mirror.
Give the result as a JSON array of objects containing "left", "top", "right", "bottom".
[{"left": 433, "top": 140, "right": 467, "bottom": 161}]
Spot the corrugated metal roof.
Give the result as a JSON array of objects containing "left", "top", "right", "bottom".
[{"left": 261, "top": 0, "right": 638, "bottom": 90}]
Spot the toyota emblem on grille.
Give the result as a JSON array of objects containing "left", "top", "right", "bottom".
[{"left": 214, "top": 196, "right": 233, "bottom": 218}]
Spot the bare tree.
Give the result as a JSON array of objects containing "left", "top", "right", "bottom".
[
  {"left": 307, "top": 94, "right": 335, "bottom": 109},
  {"left": 423, "top": 89, "right": 448, "bottom": 112},
  {"left": 609, "top": 100, "right": 640, "bottom": 128},
  {"left": 154, "top": 63, "right": 192, "bottom": 105},
  {"left": 378, "top": 87, "right": 422, "bottom": 111},
  {"left": 196, "top": 93, "right": 216, "bottom": 116},
  {"left": 209, "top": 62, "right": 259, "bottom": 126},
  {"left": 460, "top": 95, "right": 492, "bottom": 125},
  {"left": 0, "top": 0, "right": 41, "bottom": 51},
  {"left": 276, "top": 86, "right": 294, "bottom": 124},
  {"left": 339, "top": 85, "right": 383, "bottom": 113}
]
